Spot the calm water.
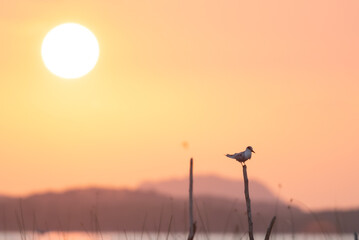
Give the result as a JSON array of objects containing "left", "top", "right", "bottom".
[
  {"left": 0, "top": 232, "right": 354, "bottom": 240},
  {"left": 0, "top": 232, "right": 356, "bottom": 240}
]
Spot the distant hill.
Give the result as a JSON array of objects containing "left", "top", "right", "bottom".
[
  {"left": 138, "top": 174, "right": 277, "bottom": 202},
  {"left": 0, "top": 176, "right": 358, "bottom": 233}
]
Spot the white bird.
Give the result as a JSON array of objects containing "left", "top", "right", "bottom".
[{"left": 226, "top": 146, "right": 255, "bottom": 165}]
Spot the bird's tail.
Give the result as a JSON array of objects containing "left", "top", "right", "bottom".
[{"left": 226, "top": 154, "right": 235, "bottom": 159}]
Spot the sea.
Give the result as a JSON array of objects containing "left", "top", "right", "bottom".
[{"left": 0, "top": 232, "right": 356, "bottom": 240}]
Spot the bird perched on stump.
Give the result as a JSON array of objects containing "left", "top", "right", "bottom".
[{"left": 226, "top": 146, "right": 255, "bottom": 165}]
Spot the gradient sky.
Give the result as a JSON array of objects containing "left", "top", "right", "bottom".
[{"left": 1, "top": 0, "right": 359, "bottom": 210}]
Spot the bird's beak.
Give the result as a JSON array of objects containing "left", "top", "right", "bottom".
[{"left": 252, "top": 150, "right": 255, "bottom": 153}]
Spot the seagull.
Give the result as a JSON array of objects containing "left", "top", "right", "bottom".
[{"left": 226, "top": 146, "right": 255, "bottom": 165}]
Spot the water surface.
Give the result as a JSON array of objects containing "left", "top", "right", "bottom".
[{"left": 0, "top": 232, "right": 355, "bottom": 240}]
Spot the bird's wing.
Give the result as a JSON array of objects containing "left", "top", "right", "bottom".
[
  {"left": 226, "top": 154, "right": 236, "bottom": 159},
  {"left": 226, "top": 151, "right": 246, "bottom": 161},
  {"left": 234, "top": 152, "right": 245, "bottom": 161}
]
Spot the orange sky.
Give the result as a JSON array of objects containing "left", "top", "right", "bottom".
[{"left": 1, "top": 0, "right": 359, "bottom": 210}]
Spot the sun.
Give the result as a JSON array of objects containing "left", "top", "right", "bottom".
[{"left": 41, "top": 23, "right": 99, "bottom": 79}]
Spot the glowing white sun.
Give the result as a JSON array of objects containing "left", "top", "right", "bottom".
[{"left": 41, "top": 23, "right": 99, "bottom": 79}]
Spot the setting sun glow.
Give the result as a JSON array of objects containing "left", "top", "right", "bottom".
[
  {"left": 2, "top": 1, "right": 359, "bottom": 213},
  {"left": 41, "top": 23, "right": 99, "bottom": 79}
]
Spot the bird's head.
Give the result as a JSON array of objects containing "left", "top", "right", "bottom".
[{"left": 247, "top": 146, "right": 255, "bottom": 153}]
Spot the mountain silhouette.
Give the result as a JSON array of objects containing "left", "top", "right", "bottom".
[
  {"left": 0, "top": 175, "right": 358, "bottom": 233},
  {"left": 138, "top": 174, "right": 277, "bottom": 202}
]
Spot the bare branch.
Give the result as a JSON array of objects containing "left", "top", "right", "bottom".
[
  {"left": 264, "top": 216, "right": 277, "bottom": 240},
  {"left": 242, "top": 164, "right": 254, "bottom": 240},
  {"left": 188, "top": 158, "right": 196, "bottom": 240}
]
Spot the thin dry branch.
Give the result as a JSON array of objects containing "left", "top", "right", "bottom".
[
  {"left": 264, "top": 216, "right": 277, "bottom": 240},
  {"left": 242, "top": 164, "right": 254, "bottom": 240},
  {"left": 187, "top": 158, "right": 196, "bottom": 240}
]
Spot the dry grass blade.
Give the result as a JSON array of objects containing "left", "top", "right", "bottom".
[
  {"left": 264, "top": 216, "right": 276, "bottom": 240},
  {"left": 15, "top": 199, "right": 27, "bottom": 240},
  {"left": 166, "top": 215, "right": 173, "bottom": 240}
]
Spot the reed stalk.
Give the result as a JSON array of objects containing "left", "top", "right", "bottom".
[
  {"left": 264, "top": 216, "right": 276, "bottom": 240},
  {"left": 187, "top": 158, "right": 196, "bottom": 240}
]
